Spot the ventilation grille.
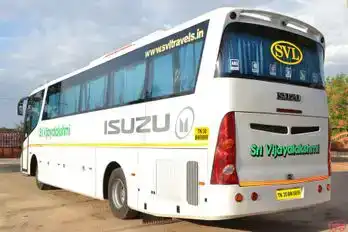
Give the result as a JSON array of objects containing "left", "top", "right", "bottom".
[
  {"left": 250, "top": 123, "right": 320, "bottom": 135},
  {"left": 186, "top": 161, "right": 199, "bottom": 206}
]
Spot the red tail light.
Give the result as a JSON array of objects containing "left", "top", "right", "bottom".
[
  {"left": 251, "top": 192, "right": 258, "bottom": 201},
  {"left": 235, "top": 193, "right": 243, "bottom": 202},
  {"left": 318, "top": 184, "right": 323, "bottom": 193},
  {"left": 327, "top": 184, "right": 331, "bottom": 191},
  {"left": 328, "top": 120, "right": 332, "bottom": 176},
  {"left": 210, "top": 112, "right": 239, "bottom": 185}
]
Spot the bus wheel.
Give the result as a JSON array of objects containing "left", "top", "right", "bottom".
[
  {"left": 35, "top": 165, "right": 51, "bottom": 190},
  {"left": 108, "top": 168, "right": 138, "bottom": 219}
]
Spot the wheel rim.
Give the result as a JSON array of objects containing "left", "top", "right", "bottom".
[{"left": 111, "top": 179, "right": 126, "bottom": 209}]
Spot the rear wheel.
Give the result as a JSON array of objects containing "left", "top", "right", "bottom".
[
  {"left": 35, "top": 165, "right": 51, "bottom": 190},
  {"left": 108, "top": 168, "right": 138, "bottom": 219}
]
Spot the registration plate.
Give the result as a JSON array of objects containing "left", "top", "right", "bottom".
[{"left": 276, "top": 187, "right": 303, "bottom": 200}]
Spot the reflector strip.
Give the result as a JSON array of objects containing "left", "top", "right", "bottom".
[
  {"left": 240, "top": 175, "right": 328, "bottom": 187},
  {"left": 24, "top": 142, "right": 209, "bottom": 150}
]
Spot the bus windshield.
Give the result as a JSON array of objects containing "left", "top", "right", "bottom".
[{"left": 215, "top": 22, "right": 325, "bottom": 89}]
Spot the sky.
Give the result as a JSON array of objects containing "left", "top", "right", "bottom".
[{"left": 0, "top": 0, "right": 347, "bottom": 128}]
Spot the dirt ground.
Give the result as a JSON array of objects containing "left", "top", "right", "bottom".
[{"left": 0, "top": 163, "right": 347, "bottom": 232}]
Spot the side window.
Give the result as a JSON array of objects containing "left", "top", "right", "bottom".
[
  {"left": 111, "top": 61, "right": 146, "bottom": 106},
  {"left": 124, "top": 62, "right": 146, "bottom": 103},
  {"left": 82, "top": 74, "right": 108, "bottom": 111},
  {"left": 150, "top": 53, "right": 174, "bottom": 98},
  {"left": 112, "top": 69, "right": 125, "bottom": 106},
  {"left": 148, "top": 39, "right": 204, "bottom": 99},
  {"left": 81, "top": 82, "right": 87, "bottom": 112},
  {"left": 60, "top": 84, "right": 80, "bottom": 116},
  {"left": 43, "top": 83, "right": 61, "bottom": 120},
  {"left": 178, "top": 40, "right": 203, "bottom": 92}
]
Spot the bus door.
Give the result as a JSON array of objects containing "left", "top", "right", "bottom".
[
  {"left": 17, "top": 97, "right": 29, "bottom": 172},
  {"left": 17, "top": 90, "right": 45, "bottom": 173}
]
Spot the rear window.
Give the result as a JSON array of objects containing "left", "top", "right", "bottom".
[{"left": 215, "top": 22, "right": 325, "bottom": 89}]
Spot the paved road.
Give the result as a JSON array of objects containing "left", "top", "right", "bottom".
[
  {"left": 0, "top": 159, "right": 20, "bottom": 173},
  {"left": 0, "top": 164, "right": 20, "bottom": 173},
  {"left": 0, "top": 165, "right": 347, "bottom": 231}
]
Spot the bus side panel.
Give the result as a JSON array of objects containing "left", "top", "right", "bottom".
[
  {"left": 137, "top": 150, "right": 157, "bottom": 211},
  {"left": 34, "top": 146, "right": 62, "bottom": 188},
  {"left": 141, "top": 96, "right": 209, "bottom": 216},
  {"left": 64, "top": 147, "right": 96, "bottom": 197},
  {"left": 30, "top": 137, "right": 97, "bottom": 197},
  {"left": 136, "top": 149, "right": 208, "bottom": 216}
]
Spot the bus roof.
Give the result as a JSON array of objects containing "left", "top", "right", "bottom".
[{"left": 29, "top": 7, "right": 325, "bottom": 96}]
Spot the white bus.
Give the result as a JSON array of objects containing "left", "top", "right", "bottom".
[{"left": 17, "top": 7, "right": 331, "bottom": 220}]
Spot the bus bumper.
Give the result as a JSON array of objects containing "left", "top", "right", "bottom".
[{"left": 196, "top": 178, "right": 331, "bottom": 220}]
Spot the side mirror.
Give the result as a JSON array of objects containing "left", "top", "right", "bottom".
[
  {"left": 17, "top": 100, "right": 24, "bottom": 116},
  {"left": 17, "top": 97, "right": 28, "bottom": 116}
]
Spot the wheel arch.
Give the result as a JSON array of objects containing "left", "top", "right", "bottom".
[
  {"left": 30, "top": 154, "right": 38, "bottom": 176},
  {"left": 103, "top": 161, "right": 122, "bottom": 199}
]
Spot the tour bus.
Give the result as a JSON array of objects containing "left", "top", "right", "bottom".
[{"left": 17, "top": 7, "right": 331, "bottom": 220}]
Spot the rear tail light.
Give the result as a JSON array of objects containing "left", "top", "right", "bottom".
[
  {"left": 251, "top": 192, "right": 258, "bottom": 201},
  {"left": 327, "top": 184, "right": 331, "bottom": 191},
  {"left": 328, "top": 120, "right": 332, "bottom": 176},
  {"left": 318, "top": 184, "right": 323, "bottom": 193},
  {"left": 235, "top": 193, "right": 243, "bottom": 202},
  {"left": 210, "top": 112, "right": 239, "bottom": 185}
]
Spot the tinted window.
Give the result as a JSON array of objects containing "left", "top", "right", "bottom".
[
  {"left": 215, "top": 22, "right": 325, "bottom": 89},
  {"left": 178, "top": 41, "right": 203, "bottom": 92},
  {"left": 150, "top": 53, "right": 174, "bottom": 98},
  {"left": 60, "top": 84, "right": 80, "bottom": 115},
  {"left": 123, "top": 62, "right": 146, "bottom": 103},
  {"left": 82, "top": 74, "right": 108, "bottom": 111},
  {"left": 111, "top": 69, "right": 125, "bottom": 106},
  {"left": 109, "top": 61, "right": 146, "bottom": 106},
  {"left": 147, "top": 39, "right": 205, "bottom": 98},
  {"left": 44, "top": 83, "right": 61, "bottom": 119},
  {"left": 42, "top": 20, "right": 209, "bottom": 120}
]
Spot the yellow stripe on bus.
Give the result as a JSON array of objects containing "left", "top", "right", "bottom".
[
  {"left": 240, "top": 175, "right": 329, "bottom": 187},
  {"left": 26, "top": 142, "right": 209, "bottom": 149}
]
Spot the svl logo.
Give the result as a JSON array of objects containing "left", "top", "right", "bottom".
[
  {"left": 270, "top": 40, "right": 303, "bottom": 65},
  {"left": 175, "top": 106, "right": 194, "bottom": 139}
]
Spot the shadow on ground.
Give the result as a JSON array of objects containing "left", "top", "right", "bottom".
[{"left": 1, "top": 165, "right": 347, "bottom": 231}]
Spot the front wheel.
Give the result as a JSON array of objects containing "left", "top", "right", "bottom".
[{"left": 108, "top": 168, "right": 138, "bottom": 219}]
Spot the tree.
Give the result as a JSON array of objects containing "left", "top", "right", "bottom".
[
  {"left": 15, "top": 121, "right": 24, "bottom": 133},
  {"left": 325, "top": 73, "right": 348, "bottom": 136},
  {"left": 0, "top": 121, "right": 24, "bottom": 133}
]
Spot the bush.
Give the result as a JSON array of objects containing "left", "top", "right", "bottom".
[{"left": 331, "top": 140, "right": 348, "bottom": 152}]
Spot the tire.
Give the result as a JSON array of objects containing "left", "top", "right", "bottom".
[
  {"left": 35, "top": 165, "right": 51, "bottom": 190},
  {"left": 108, "top": 168, "right": 138, "bottom": 219}
]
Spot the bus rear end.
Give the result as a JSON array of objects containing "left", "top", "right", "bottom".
[{"left": 206, "top": 9, "right": 330, "bottom": 219}]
